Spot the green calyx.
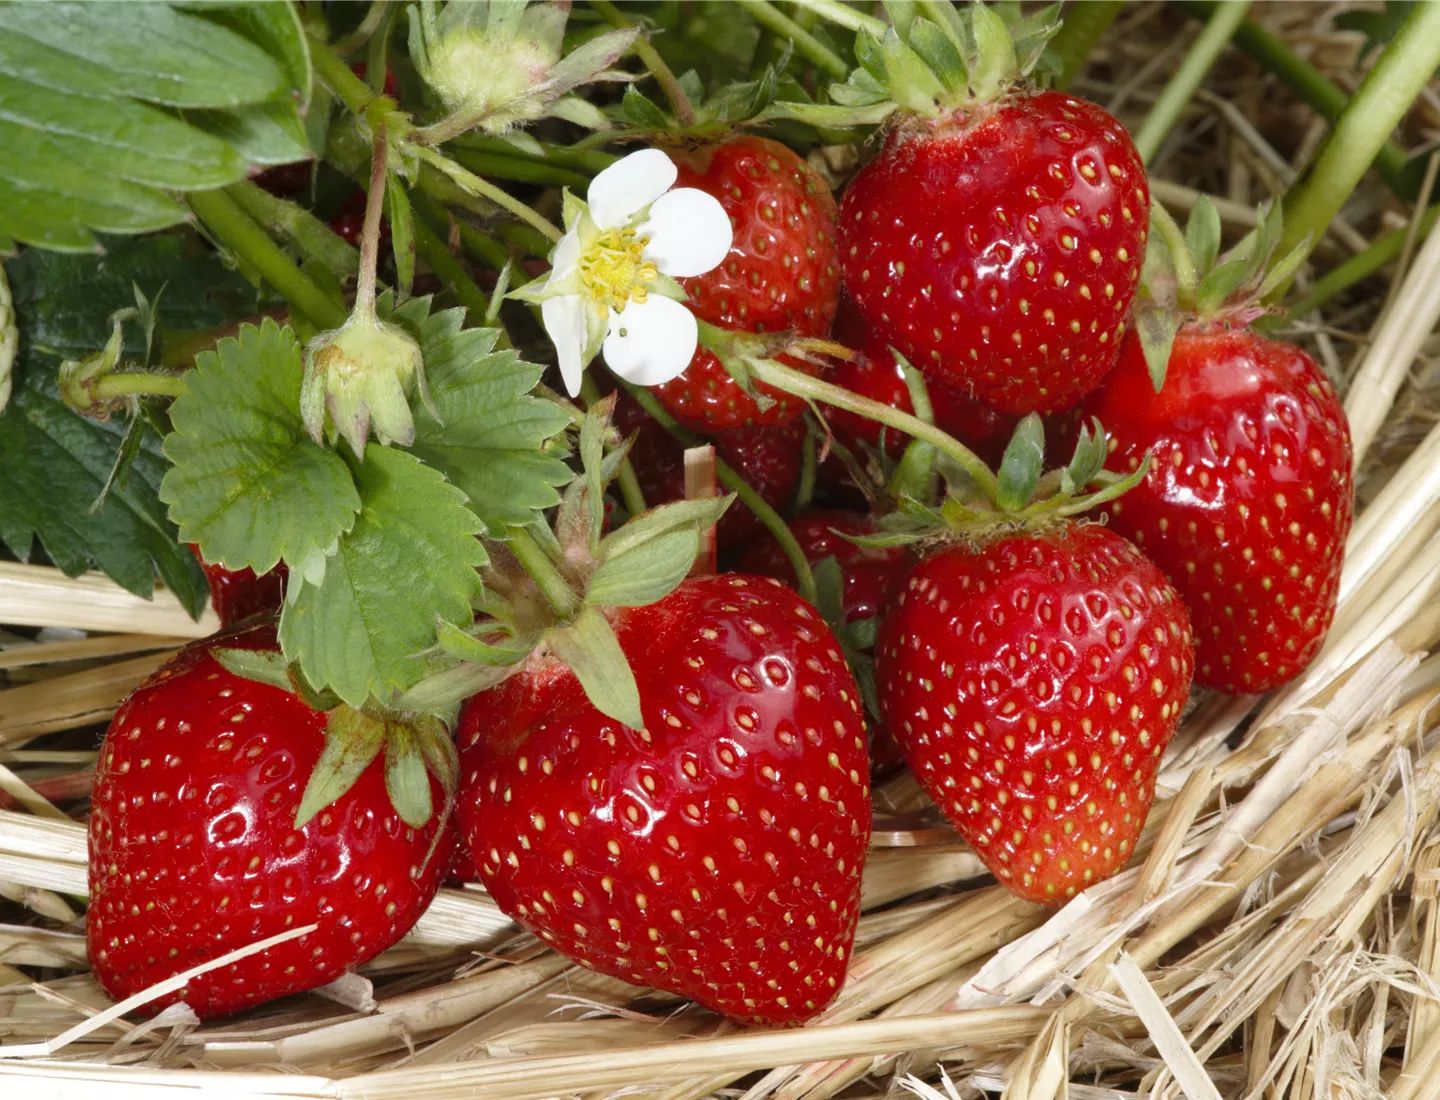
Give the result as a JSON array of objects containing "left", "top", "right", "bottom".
[
  {"left": 409, "top": 0, "right": 638, "bottom": 146},
  {"left": 210, "top": 646, "right": 456, "bottom": 831},
  {"left": 432, "top": 395, "right": 733, "bottom": 733},
  {"left": 766, "top": 1, "right": 1060, "bottom": 130},
  {"left": 1138, "top": 196, "right": 1311, "bottom": 389},
  {"left": 847, "top": 414, "right": 1150, "bottom": 553}
]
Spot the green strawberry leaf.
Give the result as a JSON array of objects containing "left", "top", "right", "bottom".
[
  {"left": 404, "top": 306, "right": 572, "bottom": 533},
  {"left": 280, "top": 446, "right": 487, "bottom": 708},
  {"left": 161, "top": 318, "right": 362, "bottom": 578},
  {"left": 545, "top": 604, "right": 643, "bottom": 731},
  {"left": 0, "top": 1, "right": 307, "bottom": 250},
  {"left": 0, "top": 235, "right": 252, "bottom": 615}
]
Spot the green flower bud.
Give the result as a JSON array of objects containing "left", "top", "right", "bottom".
[{"left": 302, "top": 310, "right": 423, "bottom": 459}]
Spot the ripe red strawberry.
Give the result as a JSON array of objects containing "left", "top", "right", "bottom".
[
  {"left": 876, "top": 525, "right": 1193, "bottom": 903},
  {"left": 329, "top": 189, "right": 391, "bottom": 247},
  {"left": 738, "top": 511, "right": 911, "bottom": 627},
  {"left": 826, "top": 309, "right": 1018, "bottom": 466},
  {"left": 188, "top": 544, "right": 287, "bottom": 629},
  {"left": 1081, "top": 327, "right": 1354, "bottom": 693},
  {"left": 457, "top": 574, "right": 870, "bottom": 1026},
  {"left": 648, "top": 137, "right": 841, "bottom": 433},
  {"left": 88, "top": 625, "right": 454, "bottom": 1019},
  {"left": 614, "top": 394, "right": 802, "bottom": 550},
  {"left": 839, "top": 89, "right": 1147, "bottom": 415}
]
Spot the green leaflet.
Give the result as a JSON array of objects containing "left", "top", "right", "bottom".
[
  {"left": 0, "top": 1, "right": 307, "bottom": 249},
  {"left": 280, "top": 446, "right": 487, "bottom": 709},
  {"left": 161, "top": 319, "right": 362, "bottom": 578},
  {"left": 404, "top": 306, "right": 572, "bottom": 533}
]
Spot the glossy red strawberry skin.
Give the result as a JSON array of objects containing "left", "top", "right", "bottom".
[
  {"left": 650, "top": 137, "right": 840, "bottom": 432},
  {"left": 839, "top": 91, "right": 1147, "bottom": 415},
  {"left": 876, "top": 525, "right": 1193, "bottom": 904},
  {"left": 615, "top": 395, "right": 802, "bottom": 550},
  {"left": 188, "top": 545, "right": 287, "bottom": 629},
  {"left": 738, "top": 511, "right": 911, "bottom": 626},
  {"left": 88, "top": 626, "right": 454, "bottom": 1019},
  {"left": 827, "top": 309, "right": 1017, "bottom": 466},
  {"left": 1082, "top": 327, "right": 1354, "bottom": 694},
  {"left": 457, "top": 575, "right": 871, "bottom": 1027}
]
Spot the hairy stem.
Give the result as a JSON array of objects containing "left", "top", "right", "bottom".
[
  {"left": 589, "top": 0, "right": 697, "bottom": 126},
  {"left": 450, "top": 148, "right": 592, "bottom": 189},
  {"left": 1273, "top": 0, "right": 1440, "bottom": 295},
  {"left": 331, "top": 0, "right": 391, "bottom": 58},
  {"left": 743, "top": 358, "right": 1003, "bottom": 506},
  {"left": 506, "top": 526, "right": 581, "bottom": 619},
  {"left": 579, "top": 375, "right": 648, "bottom": 517},
  {"left": 409, "top": 211, "right": 506, "bottom": 341},
  {"left": 1172, "top": 0, "right": 1417, "bottom": 199},
  {"left": 733, "top": 0, "right": 849, "bottom": 79},
  {"left": 225, "top": 180, "right": 358, "bottom": 281},
  {"left": 1133, "top": 0, "right": 1250, "bottom": 164},
  {"left": 187, "top": 189, "right": 347, "bottom": 331},
  {"left": 310, "top": 33, "right": 388, "bottom": 116},
  {"left": 618, "top": 380, "right": 818, "bottom": 606},
  {"left": 353, "top": 125, "right": 390, "bottom": 317},
  {"left": 410, "top": 144, "right": 563, "bottom": 243},
  {"left": 796, "top": 0, "right": 886, "bottom": 36},
  {"left": 93, "top": 372, "right": 188, "bottom": 400},
  {"left": 1049, "top": 0, "right": 1125, "bottom": 91}
]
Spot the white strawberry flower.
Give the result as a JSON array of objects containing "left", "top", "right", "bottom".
[{"left": 514, "top": 148, "right": 732, "bottom": 396}]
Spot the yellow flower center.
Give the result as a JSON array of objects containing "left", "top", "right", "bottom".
[{"left": 580, "top": 228, "right": 658, "bottom": 313}]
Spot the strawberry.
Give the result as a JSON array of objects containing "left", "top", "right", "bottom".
[
  {"left": 613, "top": 393, "right": 802, "bottom": 551},
  {"left": 456, "top": 574, "right": 870, "bottom": 1026},
  {"left": 876, "top": 524, "right": 1193, "bottom": 904},
  {"left": 738, "top": 511, "right": 911, "bottom": 627},
  {"left": 834, "top": 8, "right": 1146, "bottom": 416},
  {"left": 647, "top": 137, "right": 841, "bottom": 433},
  {"left": 826, "top": 308, "right": 1018, "bottom": 466},
  {"left": 188, "top": 544, "right": 287, "bottom": 629},
  {"left": 330, "top": 189, "right": 387, "bottom": 247},
  {"left": 88, "top": 625, "right": 455, "bottom": 1019},
  {"left": 1081, "top": 327, "right": 1353, "bottom": 693}
]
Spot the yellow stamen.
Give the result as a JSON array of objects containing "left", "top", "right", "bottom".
[{"left": 580, "top": 228, "right": 658, "bottom": 313}]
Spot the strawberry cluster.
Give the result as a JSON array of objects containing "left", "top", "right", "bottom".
[{"left": 87, "top": 2, "right": 1355, "bottom": 1039}]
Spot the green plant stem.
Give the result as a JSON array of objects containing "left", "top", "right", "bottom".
[
  {"left": 310, "top": 32, "right": 388, "bottom": 116},
  {"left": 1273, "top": 0, "right": 1440, "bottom": 296},
  {"left": 1172, "top": 0, "right": 1416, "bottom": 199},
  {"left": 506, "top": 526, "right": 581, "bottom": 619},
  {"left": 450, "top": 148, "right": 592, "bottom": 189},
  {"left": 225, "top": 180, "right": 358, "bottom": 281},
  {"left": 496, "top": 222, "right": 557, "bottom": 260},
  {"left": 588, "top": 0, "right": 697, "bottom": 126},
  {"left": 796, "top": 0, "right": 886, "bottom": 36},
  {"left": 409, "top": 190, "right": 512, "bottom": 272},
  {"left": 331, "top": 0, "right": 390, "bottom": 58},
  {"left": 454, "top": 136, "right": 619, "bottom": 176},
  {"left": 745, "top": 358, "right": 1003, "bottom": 506},
  {"left": 733, "top": 0, "right": 849, "bottom": 79},
  {"left": 410, "top": 145, "right": 563, "bottom": 243},
  {"left": 93, "top": 372, "right": 188, "bottom": 400},
  {"left": 187, "top": 189, "right": 348, "bottom": 331},
  {"left": 1133, "top": 0, "right": 1250, "bottom": 164},
  {"left": 1285, "top": 204, "right": 1440, "bottom": 319},
  {"left": 1049, "top": 0, "right": 1126, "bottom": 91},
  {"left": 796, "top": 428, "right": 817, "bottom": 511},
  {"left": 618, "top": 379, "right": 818, "bottom": 606},
  {"left": 579, "top": 375, "right": 647, "bottom": 517},
  {"left": 365, "top": 0, "right": 396, "bottom": 95},
  {"left": 410, "top": 211, "right": 501, "bottom": 335}
]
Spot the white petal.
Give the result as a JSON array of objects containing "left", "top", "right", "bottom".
[
  {"left": 546, "top": 229, "right": 581, "bottom": 285},
  {"left": 603, "top": 296, "right": 698, "bottom": 386},
  {"left": 639, "top": 188, "right": 734, "bottom": 277},
  {"left": 542, "top": 295, "right": 589, "bottom": 396},
  {"left": 587, "top": 148, "right": 677, "bottom": 230}
]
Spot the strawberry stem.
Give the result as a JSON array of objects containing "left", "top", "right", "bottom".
[
  {"left": 616, "top": 380, "right": 819, "bottom": 606},
  {"left": 186, "top": 189, "right": 348, "bottom": 331},
  {"left": 506, "top": 526, "right": 582, "bottom": 620},
  {"left": 1132, "top": 0, "right": 1251, "bottom": 165},
  {"left": 409, "top": 145, "right": 563, "bottom": 243},
  {"left": 1283, "top": 204, "right": 1440, "bottom": 321},
  {"left": 1271, "top": 0, "right": 1440, "bottom": 298},
  {"left": 733, "top": 0, "right": 849, "bottom": 80},
  {"left": 745, "top": 358, "right": 1003, "bottom": 507},
  {"left": 799, "top": 0, "right": 887, "bottom": 36},
  {"left": 1049, "top": 1, "right": 1125, "bottom": 91},
  {"left": 579, "top": 375, "right": 647, "bottom": 517},
  {"left": 89, "top": 372, "right": 187, "bottom": 401},
  {"left": 353, "top": 124, "right": 389, "bottom": 319},
  {"left": 589, "top": 0, "right": 697, "bottom": 127}
]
